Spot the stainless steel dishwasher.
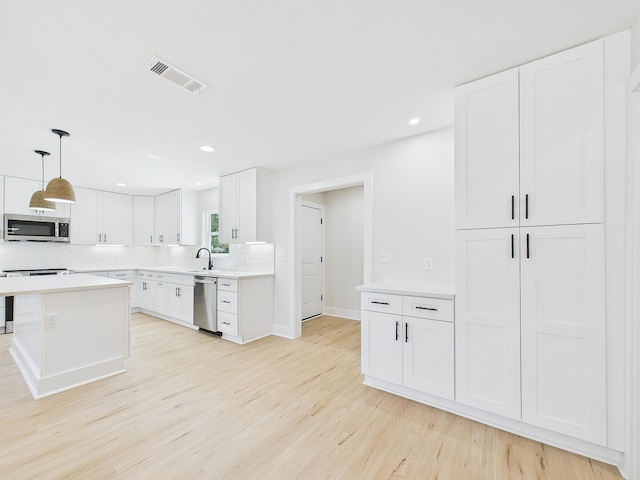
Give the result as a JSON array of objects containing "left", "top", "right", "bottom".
[{"left": 193, "top": 276, "right": 219, "bottom": 333}]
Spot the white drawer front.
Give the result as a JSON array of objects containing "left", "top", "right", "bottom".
[
  {"left": 218, "top": 278, "right": 238, "bottom": 292},
  {"left": 139, "top": 271, "right": 155, "bottom": 280},
  {"left": 155, "top": 272, "right": 167, "bottom": 281},
  {"left": 109, "top": 271, "right": 134, "bottom": 280},
  {"left": 361, "top": 292, "right": 402, "bottom": 315},
  {"left": 218, "top": 311, "right": 238, "bottom": 335},
  {"left": 218, "top": 291, "right": 238, "bottom": 314},
  {"left": 402, "top": 296, "right": 454, "bottom": 322}
]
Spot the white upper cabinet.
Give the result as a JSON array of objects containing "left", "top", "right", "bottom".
[
  {"left": 133, "top": 196, "right": 155, "bottom": 246},
  {"left": 219, "top": 168, "right": 273, "bottom": 244},
  {"left": 456, "top": 39, "right": 604, "bottom": 229},
  {"left": 4, "top": 176, "right": 70, "bottom": 218},
  {"left": 455, "top": 68, "right": 520, "bottom": 229},
  {"left": 520, "top": 224, "right": 606, "bottom": 444},
  {"left": 154, "top": 189, "right": 197, "bottom": 246},
  {"left": 520, "top": 41, "right": 604, "bottom": 226},
  {"left": 455, "top": 227, "right": 521, "bottom": 419},
  {"left": 71, "top": 188, "right": 130, "bottom": 245}
]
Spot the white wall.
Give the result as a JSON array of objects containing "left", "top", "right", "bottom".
[
  {"left": 632, "top": 13, "right": 640, "bottom": 71},
  {"left": 272, "top": 127, "right": 455, "bottom": 329},
  {"left": 324, "top": 186, "right": 363, "bottom": 317}
]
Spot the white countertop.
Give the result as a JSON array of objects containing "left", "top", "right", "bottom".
[
  {"left": 357, "top": 281, "right": 455, "bottom": 300},
  {"left": 0, "top": 273, "right": 131, "bottom": 296},
  {"left": 74, "top": 266, "right": 274, "bottom": 280}
]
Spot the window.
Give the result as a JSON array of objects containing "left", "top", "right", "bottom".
[{"left": 203, "top": 210, "right": 229, "bottom": 254}]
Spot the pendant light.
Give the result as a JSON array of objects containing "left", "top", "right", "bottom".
[
  {"left": 45, "top": 129, "right": 76, "bottom": 203},
  {"left": 29, "top": 150, "right": 56, "bottom": 211}
]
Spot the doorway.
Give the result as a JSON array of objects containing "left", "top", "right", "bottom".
[{"left": 289, "top": 172, "right": 373, "bottom": 338}]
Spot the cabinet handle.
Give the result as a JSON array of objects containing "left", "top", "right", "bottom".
[
  {"left": 416, "top": 306, "right": 438, "bottom": 311},
  {"left": 222, "top": 321, "right": 230, "bottom": 326},
  {"left": 177, "top": 233, "right": 180, "bottom": 243},
  {"left": 370, "top": 301, "right": 389, "bottom": 306},
  {"left": 525, "top": 194, "right": 529, "bottom": 219},
  {"left": 150, "top": 235, "right": 153, "bottom": 244},
  {"left": 511, "top": 195, "right": 515, "bottom": 220},
  {"left": 221, "top": 283, "right": 231, "bottom": 287},
  {"left": 526, "top": 233, "right": 530, "bottom": 259},
  {"left": 222, "top": 300, "right": 231, "bottom": 304},
  {"left": 104, "top": 233, "right": 107, "bottom": 243},
  {"left": 395, "top": 321, "right": 399, "bottom": 341},
  {"left": 511, "top": 234, "right": 515, "bottom": 259},
  {"left": 405, "top": 322, "right": 409, "bottom": 343},
  {"left": 98, "top": 233, "right": 102, "bottom": 242}
]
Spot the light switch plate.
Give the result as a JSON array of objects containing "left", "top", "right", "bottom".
[
  {"left": 45, "top": 313, "right": 59, "bottom": 328},
  {"left": 277, "top": 251, "right": 286, "bottom": 261},
  {"left": 379, "top": 251, "right": 390, "bottom": 263}
]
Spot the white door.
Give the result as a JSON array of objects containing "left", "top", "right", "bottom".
[
  {"left": 455, "top": 228, "right": 521, "bottom": 419},
  {"left": 455, "top": 68, "right": 520, "bottom": 229},
  {"left": 519, "top": 39, "right": 604, "bottom": 226},
  {"left": 300, "top": 204, "right": 323, "bottom": 320},
  {"left": 361, "top": 310, "right": 402, "bottom": 384},
  {"left": 520, "top": 224, "right": 606, "bottom": 444},
  {"left": 403, "top": 317, "right": 454, "bottom": 400}
]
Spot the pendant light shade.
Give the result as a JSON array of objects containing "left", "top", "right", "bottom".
[
  {"left": 29, "top": 150, "right": 56, "bottom": 211},
  {"left": 45, "top": 129, "right": 76, "bottom": 203}
]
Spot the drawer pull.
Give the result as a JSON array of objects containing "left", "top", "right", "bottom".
[
  {"left": 222, "top": 321, "right": 230, "bottom": 325},
  {"left": 221, "top": 300, "right": 231, "bottom": 304},
  {"left": 395, "top": 321, "right": 399, "bottom": 341},
  {"left": 370, "top": 301, "right": 389, "bottom": 305},
  {"left": 221, "top": 283, "right": 231, "bottom": 287},
  {"left": 416, "top": 306, "right": 438, "bottom": 311},
  {"left": 405, "top": 322, "right": 408, "bottom": 342}
]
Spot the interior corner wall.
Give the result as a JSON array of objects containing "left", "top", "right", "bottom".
[
  {"left": 324, "top": 186, "right": 364, "bottom": 318},
  {"left": 272, "top": 127, "right": 455, "bottom": 329}
]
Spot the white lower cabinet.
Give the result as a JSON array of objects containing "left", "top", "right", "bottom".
[
  {"left": 135, "top": 271, "right": 194, "bottom": 327},
  {"left": 361, "top": 291, "right": 454, "bottom": 400},
  {"left": 216, "top": 276, "right": 273, "bottom": 344}
]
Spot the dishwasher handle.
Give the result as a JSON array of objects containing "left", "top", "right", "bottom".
[{"left": 194, "top": 277, "right": 217, "bottom": 285}]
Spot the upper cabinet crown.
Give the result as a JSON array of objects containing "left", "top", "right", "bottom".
[
  {"left": 455, "top": 40, "right": 604, "bottom": 229},
  {"left": 219, "top": 168, "right": 273, "bottom": 244}
]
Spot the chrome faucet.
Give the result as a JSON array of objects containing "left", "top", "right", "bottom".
[{"left": 195, "top": 247, "right": 213, "bottom": 270}]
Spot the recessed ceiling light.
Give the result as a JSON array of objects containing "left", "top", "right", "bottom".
[
  {"left": 116, "top": 182, "right": 127, "bottom": 187},
  {"left": 200, "top": 145, "right": 215, "bottom": 152},
  {"left": 149, "top": 155, "right": 160, "bottom": 160},
  {"left": 409, "top": 118, "right": 420, "bottom": 125},
  {"left": 196, "top": 182, "right": 202, "bottom": 186}
]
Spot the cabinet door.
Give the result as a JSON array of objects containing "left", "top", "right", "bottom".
[
  {"left": 361, "top": 310, "right": 402, "bottom": 384},
  {"left": 154, "top": 192, "right": 170, "bottom": 244},
  {"left": 167, "top": 284, "right": 182, "bottom": 319},
  {"left": 179, "top": 285, "right": 194, "bottom": 324},
  {"left": 236, "top": 168, "right": 257, "bottom": 243},
  {"left": 154, "top": 282, "right": 167, "bottom": 313},
  {"left": 403, "top": 317, "right": 454, "bottom": 400},
  {"left": 133, "top": 196, "right": 155, "bottom": 245},
  {"left": 520, "top": 224, "right": 606, "bottom": 444},
  {"left": 218, "top": 174, "right": 237, "bottom": 243},
  {"left": 519, "top": 40, "right": 604, "bottom": 226},
  {"left": 455, "top": 228, "right": 521, "bottom": 419},
  {"left": 455, "top": 69, "right": 520, "bottom": 229},
  {"left": 71, "top": 187, "right": 100, "bottom": 244},
  {"left": 168, "top": 190, "right": 181, "bottom": 244},
  {"left": 137, "top": 278, "right": 155, "bottom": 310},
  {"left": 101, "top": 192, "right": 129, "bottom": 245}
]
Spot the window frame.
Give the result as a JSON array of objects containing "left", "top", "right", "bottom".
[{"left": 202, "top": 209, "right": 229, "bottom": 255}]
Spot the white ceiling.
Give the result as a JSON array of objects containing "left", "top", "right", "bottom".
[{"left": 1, "top": 1, "right": 638, "bottom": 195}]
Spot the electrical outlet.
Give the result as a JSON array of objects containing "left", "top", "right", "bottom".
[
  {"left": 379, "top": 251, "right": 390, "bottom": 263},
  {"left": 45, "top": 313, "right": 59, "bottom": 328},
  {"left": 424, "top": 257, "right": 433, "bottom": 270},
  {"left": 277, "top": 251, "right": 286, "bottom": 261}
]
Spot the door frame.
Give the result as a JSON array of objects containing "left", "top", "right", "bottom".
[
  {"left": 289, "top": 172, "right": 373, "bottom": 338},
  {"left": 300, "top": 200, "right": 325, "bottom": 321}
]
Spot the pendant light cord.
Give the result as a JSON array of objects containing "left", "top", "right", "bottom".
[
  {"left": 58, "top": 134, "right": 62, "bottom": 178},
  {"left": 41, "top": 153, "right": 45, "bottom": 189}
]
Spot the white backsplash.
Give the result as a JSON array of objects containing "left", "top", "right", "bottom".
[{"left": 0, "top": 242, "right": 274, "bottom": 273}]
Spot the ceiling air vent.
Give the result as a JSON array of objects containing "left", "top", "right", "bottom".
[{"left": 145, "top": 56, "right": 208, "bottom": 95}]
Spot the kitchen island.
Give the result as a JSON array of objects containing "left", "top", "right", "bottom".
[{"left": 0, "top": 274, "right": 131, "bottom": 399}]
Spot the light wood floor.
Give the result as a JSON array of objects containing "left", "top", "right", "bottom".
[{"left": 0, "top": 314, "right": 623, "bottom": 480}]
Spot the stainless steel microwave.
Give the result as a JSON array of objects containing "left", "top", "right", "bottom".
[{"left": 3, "top": 214, "right": 70, "bottom": 242}]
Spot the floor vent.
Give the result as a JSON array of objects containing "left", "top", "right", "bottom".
[{"left": 146, "top": 56, "right": 208, "bottom": 95}]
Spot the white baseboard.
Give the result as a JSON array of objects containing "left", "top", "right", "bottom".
[
  {"left": 324, "top": 307, "right": 360, "bottom": 321},
  {"left": 272, "top": 323, "right": 294, "bottom": 339}
]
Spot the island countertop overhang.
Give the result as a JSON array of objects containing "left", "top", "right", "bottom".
[{"left": 0, "top": 273, "right": 132, "bottom": 297}]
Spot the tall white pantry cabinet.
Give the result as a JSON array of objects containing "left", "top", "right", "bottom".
[{"left": 455, "top": 32, "right": 627, "bottom": 457}]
